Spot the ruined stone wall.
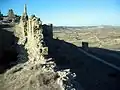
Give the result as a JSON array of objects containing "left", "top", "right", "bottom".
[
  {"left": 6, "top": 5, "right": 81, "bottom": 90},
  {"left": 19, "top": 14, "right": 48, "bottom": 64},
  {"left": 42, "top": 24, "right": 53, "bottom": 39}
]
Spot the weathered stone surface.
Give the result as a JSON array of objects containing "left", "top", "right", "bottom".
[{"left": 18, "top": 4, "right": 48, "bottom": 64}]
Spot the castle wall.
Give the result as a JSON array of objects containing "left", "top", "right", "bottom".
[{"left": 42, "top": 24, "right": 53, "bottom": 39}]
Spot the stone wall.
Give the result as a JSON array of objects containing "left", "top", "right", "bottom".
[
  {"left": 19, "top": 14, "right": 48, "bottom": 64},
  {"left": 4, "top": 5, "right": 82, "bottom": 90},
  {"left": 42, "top": 24, "right": 53, "bottom": 39}
]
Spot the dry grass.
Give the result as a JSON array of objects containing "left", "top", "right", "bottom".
[{"left": 4, "top": 63, "right": 62, "bottom": 90}]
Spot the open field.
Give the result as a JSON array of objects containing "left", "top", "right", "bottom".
[{"left": 53, "top": 26, "right": 120, "bottom": 50}]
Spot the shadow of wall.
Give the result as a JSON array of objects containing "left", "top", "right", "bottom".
[
  {"left": 42, "top": 26, "right": 120, "bottom": 90},
  {"left": 0, "top": 24, "right": 28, "bottom": 73}
]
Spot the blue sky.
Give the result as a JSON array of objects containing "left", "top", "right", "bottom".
[{"left": 0, "top": 0, "right": 120, "bottom": 26}]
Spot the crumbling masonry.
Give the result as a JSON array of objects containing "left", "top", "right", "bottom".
[{"left": 19, "top": 4, "right": 48, "bottom": 64}]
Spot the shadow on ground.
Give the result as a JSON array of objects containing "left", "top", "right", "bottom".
[
  {"left": 43, "top": 32, "right": 120, "bottom": 90},
  {"left": 0, "top": 24, "right": 28, "bottom": 73}
]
